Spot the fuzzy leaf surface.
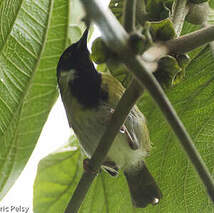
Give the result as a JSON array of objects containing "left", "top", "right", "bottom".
[{"left": 0, "top": 0, "right": 69, "bottom": 198}]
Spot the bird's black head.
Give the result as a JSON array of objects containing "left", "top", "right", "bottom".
[
  {"left": 57, "top": 29, "right": 90, "bottom": 76},
  {"left": 56, "top": 29, "right": 108, "bottom": 108}
]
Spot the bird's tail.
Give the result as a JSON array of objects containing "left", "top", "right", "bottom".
[{"left": 124, "top": 162, "right": 162, "bottom": 208}]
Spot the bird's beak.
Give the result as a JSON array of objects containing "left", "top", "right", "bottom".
[{"left": 78, "top": 28, "right": 88, "bottom": 50}]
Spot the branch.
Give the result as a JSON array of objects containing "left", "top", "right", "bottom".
[
  {"left": 165, "top": 25, "right": 214, "bottom": 54},
  {"left": 171, "top": 0, "right": 189, "bottom": 36},
  {"left": 123, "top": 0, "right": 136, "bottom": 33},
  {"left": 122, "top": 0, "right": 143, "bottom": 101},
  {"left": 81, "top": 0, "right": 214, "bottom": 204},
  {"left": 136, "top": 0, "right": 148, "bottom": 25},
  {"left": 65, "top": 80, "right": 144, "bottom": 213},
  {"left": 203, "top": 22, "right": 214, "bottom": 57},
  {"left": 142, "top": 26, "right": 214, "bottom": 61}
]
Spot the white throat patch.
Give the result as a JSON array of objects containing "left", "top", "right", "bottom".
[
  {"left": 60, "top": 69, "right": 76, "bottom": 81},
  {"left": 59, "top": 69, "right": 77, "bottom": 92}
]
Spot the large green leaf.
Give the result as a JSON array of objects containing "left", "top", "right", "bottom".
[
  {"left": 33, "top": 138, "right": 135, "bottom": 213},
  {"left": 139, "top": 47, "right": 214, "bottom": 213},
  {"left": 33, "top": 2, "right": 214, "bottom": 213},
  {"left": 0, "top": 0, "right": 69, "bottom": 199},
  {"left": 33, "top": 144, "right": 83, "bottom": 213},
  {"left": 209, "top": 0, "right": 214, "bottom": 9},
  {"left": 33, "top": 46, "right": 214, "bottom": 213}
]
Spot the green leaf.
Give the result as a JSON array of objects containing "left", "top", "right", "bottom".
[
  {"left": 96, "top": 64, "right": 110, "bottom": 73},
  {"left": 150, "top": 18, "right": 176, "bottom": 41},
  {"left": 208, "top": 8, "right": 214, "bottom": 24},
  {"left": 138, "top": 45, "right": 214, "bottom": 213},
  {"left": 91, "top": 37, "right": 110, "bottom": 64},
  {"left": 33, "top": 48, "right": 214, "bottom": 213},
  {"left": 154, "top": 55, "right": 183, "bottom": 88},
  {"left": 33, "top": 138, "right": 135, "bottom": 213},
  {"left": 138, "top": 20, "right": 214, "bottom": 212},
  {"left": 146, "top": 0, "right": 173, "bottom": 21},
  {"left": 33, "top": 143, "right": 83, "bottom": 213},
  {"left": 34, "top": 2, "right": 214, "bottom": 212},
  {"left": 67, "top": 0, "right": 86, "bottom": 44},
  {"left": 109, "top": 0, "right": 174, "bottom": 23},
  {"left": 79, "top": 172, "right": 133, "bottom": 213},
  {"left": 0, "top": 0, "right": 71, "bottom": 199},
  {"left": 210, "top": 0, "right": 214, "bottom": 8},
  {"left": 109, "top": 0, "right": 124, "bottom": 23}
]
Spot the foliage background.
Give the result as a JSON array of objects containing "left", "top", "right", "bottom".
[{"left": 0, "top": 0, "right": 214, "bottom": 212}]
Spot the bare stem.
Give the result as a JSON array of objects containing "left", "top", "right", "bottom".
[
  {"left": 81, "top": 0, "right": 214, "bottom": 205},
  {"left": 122, "top": 0, "right": 143, "bottom": 102},
  {"left": 136, "top": 0, "right": 148, "bottom": 25},
  {"left": 203, "top": 22, "right": 214, "bottom": 57},
  {"left": 165, "top": 25, "right": 214, "bottom": 54},
  {"left": 171, "top": 0, "right": 189, "bottom": 36},
  {"left": 123, "top": 0, "right": 136, "bottom": 33}
]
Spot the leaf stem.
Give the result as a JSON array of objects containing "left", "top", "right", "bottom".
[
  {"left": 171, "top": 0, "right": 189, "bottom": 36},
  {"left": 123, "top": 0, "right": 136, "bottom": 33},
  {"left": 136, "top": 0, "right": 148, "bottom": 25},
  {"left": 165, "top": 25, "right": 214, "bottom": 54},
  {"left": 122, "top": 0, "right": 143, "bottom": 100},
  {"left": 81, "top": 0, "right": 214, "bottom": 204},
  {"left": 203, "top": 22, "right": 214, "bottom": 57}
]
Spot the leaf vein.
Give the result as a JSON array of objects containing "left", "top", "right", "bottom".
[
  {"left": 21, "top": 6, "right": 46, "bottom": 28},
  {"left": 2, "top": 53, "right": 31, "bottom": 78},
  {"left": 10, "top": 34, "right": 37, "bottom": 59}
]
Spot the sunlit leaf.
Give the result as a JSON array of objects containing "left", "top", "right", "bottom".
[
  {"left": 0, "top": 0, "right": 70, "bottom": 199},
  {"left": 33, "top": 1, "right": 214, "bottom": 213},
  {"left": 33, "top": 142, "right": 82, "bottom": 213},
  {"left": 138, "top": 45, "right": 214, "bottom": 213},
  {"left": 33, "top": 138, "right": 135, "bottom": 213}
]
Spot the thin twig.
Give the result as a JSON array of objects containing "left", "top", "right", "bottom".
[
  {"left": 122, "top": 0, "right": 143, "bottom": 98},
  {"left": 65, "top": 81, "right": 144, "bottom": 213},
  {"left": 171, "top": 0, "right": 189, "bottom": 36},
  {"left": 123, "top": 0, "right": 136, "bottom": 33},
  {"left": 142, "top": 26, "right": 214, "bottom": 59},
  {"left": 81, "top": 0, "right": 214, "bottom": 204},
  {"left": 203, "top": 21, "right": 214, "bottom": 57},
  {"left": 165, "top": 25, "right": 214, "bottom": 54},
  {"left": 136, "top": 0, "right": 148, "bottom": 25}
]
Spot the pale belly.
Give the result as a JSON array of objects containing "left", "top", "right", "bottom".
[{"left": 70, "top": 103, "right": 148, "bottom": 170}]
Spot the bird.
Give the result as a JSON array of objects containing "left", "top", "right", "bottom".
[{"left": 57, "top": 28, "right": 162, "bottom": 208}]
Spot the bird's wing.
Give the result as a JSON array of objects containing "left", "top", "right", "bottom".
[
  {"left": 101, "top": 73, "right": 151, "bottom": 153},
  {"left": 125, "top": 106, "right": 151, "bottom": 153}
]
